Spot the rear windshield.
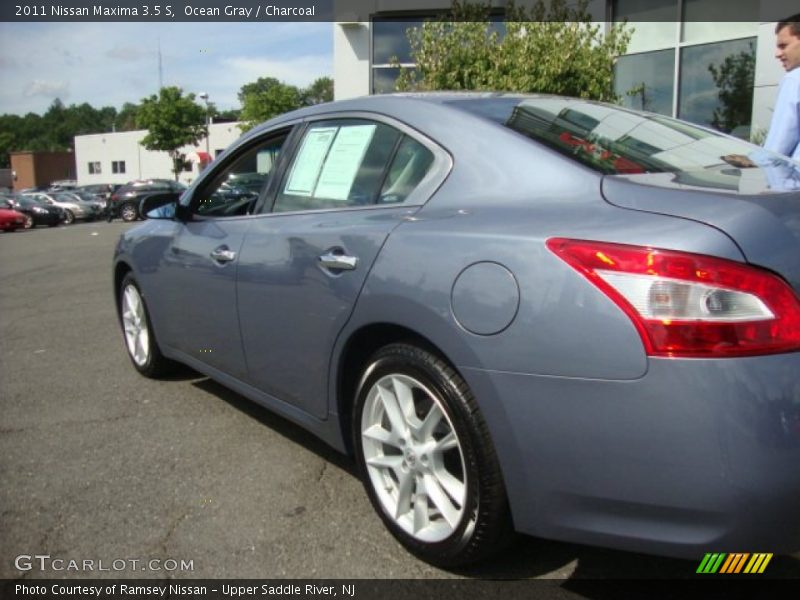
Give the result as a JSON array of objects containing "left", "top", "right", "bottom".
[{"left": 447, "top": 97, "right": 796, "bottom": 177}]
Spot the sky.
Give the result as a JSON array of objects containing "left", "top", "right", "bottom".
[{"left": 0, "top": 21, "right": 333, "bottom": 116}]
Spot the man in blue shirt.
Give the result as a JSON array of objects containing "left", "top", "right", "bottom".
[{"left": 764, "top": 15, "right": 800, "bottom": 160}]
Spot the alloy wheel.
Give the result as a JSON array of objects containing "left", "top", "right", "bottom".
[
  {"left": 361, "top": 373, "right": 467, "bottom": 543},
  {"left": 120, "top": 204, "right": 137, "bottom": 222},
  {"left": 121, "top": 283, "right": 150, "bottom": 367}
]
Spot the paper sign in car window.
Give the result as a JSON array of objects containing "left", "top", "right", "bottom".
[
  {"left": 314, "top": 125, "right": 376, "bottom": 201},
  {"left": 284, "top": 127, "right": 337, "bottom": 196}
]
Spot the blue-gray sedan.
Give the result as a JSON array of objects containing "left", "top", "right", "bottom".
[{"left": 113, "top": 94, "right": 800, "bottom": 566}]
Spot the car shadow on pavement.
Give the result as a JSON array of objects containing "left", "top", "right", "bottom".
[
  {"left": 189, "top": 376, "right": 357, "bottom": 475},
  {"left": 156, "top": 364, "right": 209, "bottom": 382},
  {"left": 188, "top": 375, "right": 800, "bottom": 582}
]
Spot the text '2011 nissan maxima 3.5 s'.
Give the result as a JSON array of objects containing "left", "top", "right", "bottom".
[{"left": 113, "top": 93, "right": 800, "bottom": 567}]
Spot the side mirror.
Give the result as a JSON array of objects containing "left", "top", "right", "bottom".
[{"left": 140, "top": 192, "right": 179, "bottom": 220}]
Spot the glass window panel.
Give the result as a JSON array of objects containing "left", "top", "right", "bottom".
[
  {"left": 372, "top": 67, "right": 408, "bottom": 95},
  {"left": 614, "top": 49, "right": 675, "bottom": 116},
  {"left": 613, "top": 0, "right": 677, "bottom": 53},
  {"left": 372, "top": 19, "right": 423, "bottom": 64},
  {"left": 678, "top": 37, "right": 756, "bottom": 135},
  {"left": 373, "top": 16, "right": 505, "bottom": 65}
]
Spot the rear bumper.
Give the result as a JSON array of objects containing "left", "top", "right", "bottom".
[{"left": 462, "top": 353, "right": 800, "bottom": 558}]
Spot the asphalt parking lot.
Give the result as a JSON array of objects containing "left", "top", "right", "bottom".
[{"left": 1, "top": 221, "right": 798, "bottom": 584}]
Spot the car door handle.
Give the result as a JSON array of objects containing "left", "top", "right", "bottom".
[
  {"left": 210, "top": 246, "right": 237, "bottom": 263},
  {"left": 318, "top": 252, "right": 358, "bottom": 271}
]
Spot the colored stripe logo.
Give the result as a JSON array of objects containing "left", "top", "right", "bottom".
[{"left": 697, "top": 553, "right": 773, "bottom": 574}]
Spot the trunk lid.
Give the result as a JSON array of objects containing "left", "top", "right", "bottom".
[{"left": 602, "top": 164, "right": 800, "bottom": 293}]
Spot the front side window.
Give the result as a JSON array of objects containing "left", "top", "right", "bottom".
[
  {"left": 112, "top": 160, "right": 126, "bottom": 174},
  {"left": 193, "top": 133, "right": 287, "bottom": 218},
  {"left": 88, "top": 162, "right": 101, "bottom": 174},
  {"left": 274, "top": 120, "right": 431, "bottom": 213}
]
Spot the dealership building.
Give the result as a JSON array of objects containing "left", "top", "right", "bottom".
[{"left": 334, "top": 0, "right": 790, "bottom": 137}]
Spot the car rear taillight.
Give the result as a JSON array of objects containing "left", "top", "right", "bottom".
[{"left": 546, "top": 238, "right": 800, "bottom": 358}]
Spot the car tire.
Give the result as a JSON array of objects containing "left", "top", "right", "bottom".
[
  {"left": 120, "top": 203, "right": 138, "bottom": 222},
  {"left": 118, "top": 273, "right": 175, "bottom": 378},
  {"left": 353, "top": 343, "right": 513, "bottom": 567},
  {"left": 23, "top": 215, "right": 34, "bottom": 229},
  {"left": 63, "top": 210, "right": 75, "bottom": 225}
]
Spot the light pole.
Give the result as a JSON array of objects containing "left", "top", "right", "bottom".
[{"left": 198, "top": 92, "right": 211, "bottom": 160}]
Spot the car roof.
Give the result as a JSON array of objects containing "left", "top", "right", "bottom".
[{"left": 244, "top": 92, "right": 512, "bottom": 131}]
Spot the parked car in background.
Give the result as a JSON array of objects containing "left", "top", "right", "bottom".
[
  {"left": 110, "top": 179, "right": 187, "bottom": 222},
  {"left": 48, "top": 179, "right": 78, "bottom": 191},
  {"left": 0, "top": 203, "right": 26, "bottom": 232},
  {"left": 64, "top": 191, "right": 107, "bottom": 218},
  {"left": 114, "top": 94, "right": 800, "bottom": 566},
  {"left": 2, "top": 195, "right": 63, "bottom": 228},
  {"left": 78, "top": 183, "right": 121, "bottom": 201},
  {"left": 23, "top": 192, "right": 96, "bottom": 224}
]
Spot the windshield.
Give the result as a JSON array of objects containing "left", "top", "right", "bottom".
[
  {"left": 448, "top": 97, "right": 799, "bottom": 177},
  {"left": 54, "top": 193, "right": 80, "bottom": 203},
  {"left": 65, "top": 192, "right": 95, "bottom": 202},
  {"left": 17, "top": 196, "right": 46, "bottom": 207}
]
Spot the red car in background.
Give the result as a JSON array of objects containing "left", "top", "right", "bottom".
[{"left": 0, "top": 205, "right": 26, "bottom": 232}]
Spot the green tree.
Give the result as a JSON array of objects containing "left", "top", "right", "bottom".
[
  {"left": 136, "top": 86, "right": 207, "bottom": 180},
  {"left": 0, "top": 127, "right": 17, "bottom": 168},
  {"left": 238, "top": 77, "right": 302, "bottom": 132},
  {"left": 216, "top": 108, "right": 242, "bottom": 121},
  {"left": 302, "top": 76, "right": 334, "bottom": 106},
  {"left": 116, "top": 102, "right": 141, "bottom": 131},
  {"left": 0, "top": 100, "right": 138, "bottom": 166},
  {"left": 708, "top": 43, "right": 755, "bottom": 135},
  {"left": 394, "top": 0, "right": 632, "bottom": 102}
]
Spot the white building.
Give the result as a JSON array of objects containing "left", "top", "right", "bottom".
[
  {"left": 74, "top": 121, "right": 243, "bottom": 186},
  {"left": 333, "top": 0, "right": 791, "bottom": 139}
]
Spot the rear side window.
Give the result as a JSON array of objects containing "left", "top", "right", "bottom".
[
  {"left": 274, "top": 120, "right": 407, "bottom": 212},
  {"left": 379, "top": 137, "right": 434, "bottom": 205}
]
